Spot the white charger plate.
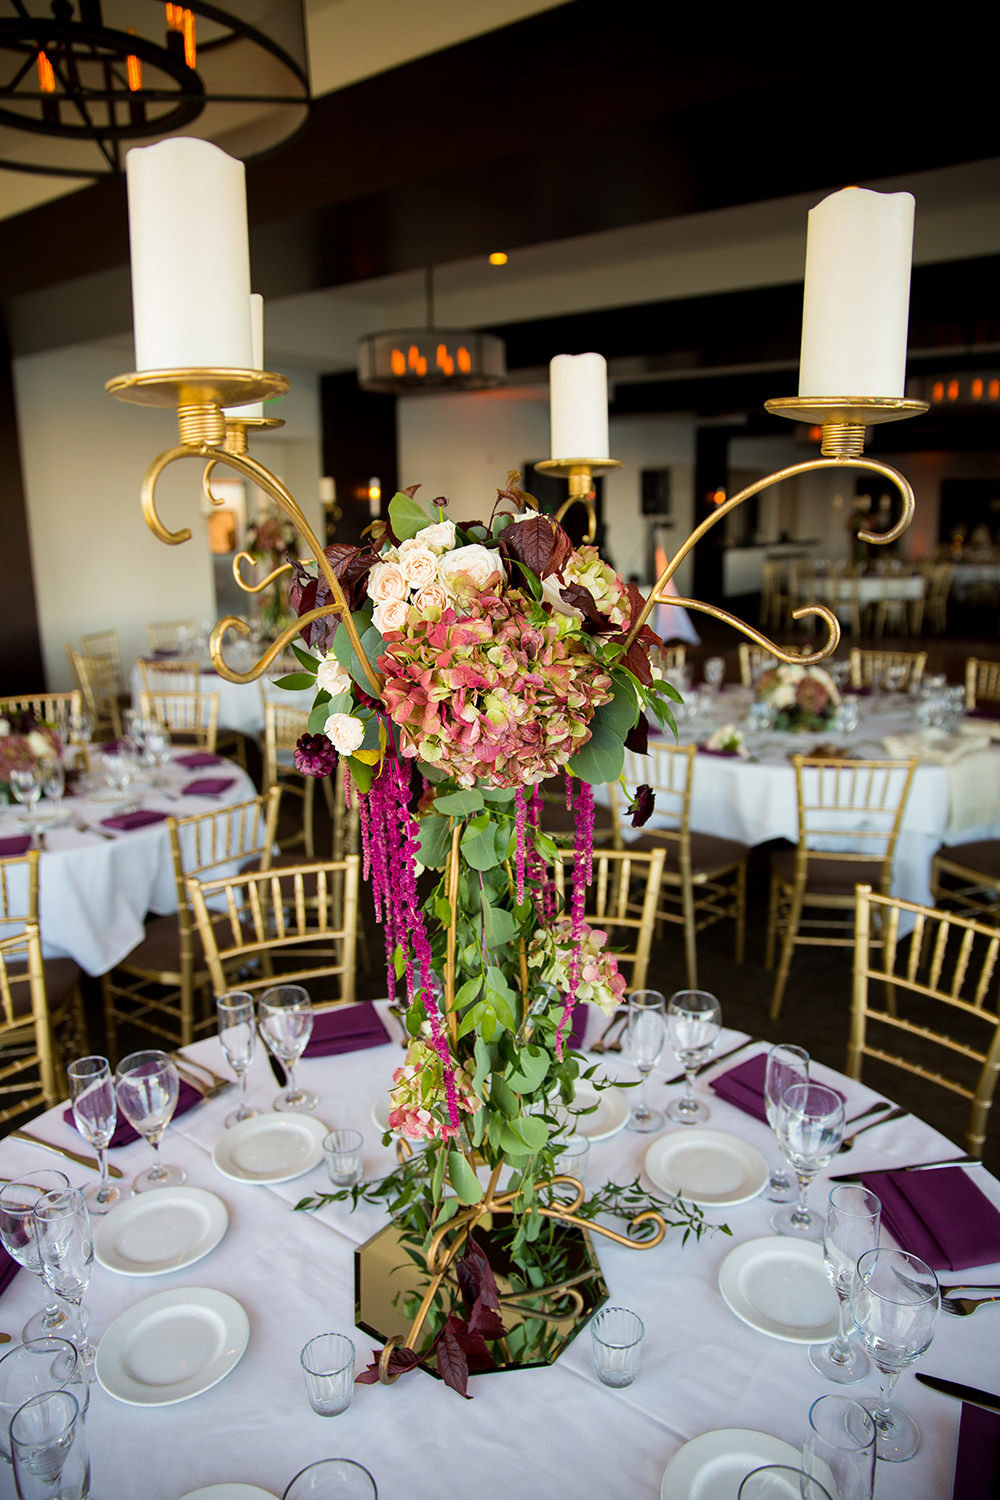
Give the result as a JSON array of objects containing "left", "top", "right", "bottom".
[
  {"left": 94, "top": 1187, "right": 228, "bottom": 1276},
  {"left": 661, "top": 1429, "right": 802, "bottom": 1500},
  {"left": 212, "top": 1113, "right": 327, "bottom": 1183},
  {"left": 178, "top": 1487, "right": 278, "bottom": 1500},
  {"left": 96, "top": 1287, "right": 249, "bottom": 1406},
  {"left": 717, "top": 1236, "right": 839, "bottom": 1344},
  {"left": 644, "top": 1129, "right": 769, "bottom": 1207}
]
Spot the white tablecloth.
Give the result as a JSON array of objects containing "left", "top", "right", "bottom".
[
  {"left": 0, "top": 1012, "right": 994, "bottom": 1500},
  {"left": 811, "top": 575, "right": 925, "bottom": 609},
  {"left": 130, "top": 664, "right": 314, "bottom": 740}
]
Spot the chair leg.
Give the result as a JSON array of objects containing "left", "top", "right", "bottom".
[
  {"left": 733, "top": 862, "right": 746, "bottom": 964},
  {"left": 304, "top": 779, "right": 316, "bottom": 860},
  {"left": 101, "top": 976, "right": 119, "bottom": 1062},
  {"left": 764, "top": 874, "right": 780, "bottom": 970},
  {"left": 769, "top": 884, "right": 805, "bottom": 1021},
  {"left": 682, "top": 880, "right": 698, "bottom": 990}
]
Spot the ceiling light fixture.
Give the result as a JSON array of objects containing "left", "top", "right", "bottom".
[{"left": 357, "top": 266, "right": 506, "bottom": 395}]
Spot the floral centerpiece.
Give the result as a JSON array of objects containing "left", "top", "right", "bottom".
[
  {"left": 0, "top": 712, "right": 60, "bottom": 800},
  {"left": 281, "top": 477, "right": 717, "bottom": 1394},
  {"left": 756, "top": 662, "right": 841, "bottom": 733},
  {"left": 246, "top": 510, "right": 299, "bottom": 640},
  {"left": 702, "top": 724, "right": 749, "bottom": 757}
]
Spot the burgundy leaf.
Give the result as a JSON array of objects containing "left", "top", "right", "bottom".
[
  {"left": 355, "top": 1344, "right": 421, "bottom": 1385},
  {"left": 618, "top": 637, "right": 655, "bottom": 686},
  {"left": 435, "top": 1317, "right": 471, "bottom": 1398},
  {"left": 559, "top": 582, "right": 613, "bottom": 631},
  {"left": 454, "top": 1323, "right": 496, "bottom": 1372},
  {"left": 467, "top": 1293, "right": 506, "bottom": 1340},
  {"left": 457, "top": 1237, "right": 501, "bottom": 1315},
  {"left": 624, "top": 715, "right": 649, "bottom": 755},
  {"left": 321, "top": 544, "right": 379, "bottom": 610},
  {"left": 624, "top": 582, "right": 661, "bottom": 648},
  {"left": 628, "top": 783, "right": 656, "bottom": 827},
  {"left": 501, "top": 515, "right": 573, "bottom": 580}
]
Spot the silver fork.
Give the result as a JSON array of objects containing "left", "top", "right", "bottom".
[
  {"left": 837, "top": 1104, "right": 907, "bottom": 1152},
  {"left": 940, "top": 1293, "right": 1000, "bottom": 1317}
]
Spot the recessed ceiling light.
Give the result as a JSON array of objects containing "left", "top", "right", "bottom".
[{"left": 488, "top": 252, "right": 509, "bottom": 266}]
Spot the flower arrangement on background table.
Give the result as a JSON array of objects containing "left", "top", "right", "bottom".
[
  {"left": 245, "top": 510, "right": 299, "bottom": 641},
  {"left": 756, "top": 662, "right": 841, "bottom": 734},
  {"left": 0, "top": 713, "right": 61, "bottom": 801}
]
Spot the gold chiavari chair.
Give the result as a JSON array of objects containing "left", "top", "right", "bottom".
[
  {"left": 922, "top": 562, "right": 952, "bottom": 635},
  {"left": 766, "top": 756, "right": 918, "bottom": 1020},
  {"left": 737, "top": 643, "right": 778, "bottom": 686},
  {"left": 849, "top": 884, "right": 1000, "bottom": 1158},
  {"left": 849, "top": 647, "right": 927, "bottom": 693},
  {"left": 102, "top": 789, "right": 281, "bottom": 1053},
  {"left": 137, "top": 658, "right": 202, "bottom": 694},
  {"left": 651, "top": 644, "right": 687, "bottom": 678},
  {"left": 139, "top": 689, "right": 220, "bottom": 752},
  {"left": 872, "top": 568, "right": 915, "bottom": 639},
  {"left": 552, "top": 847, "right": 665, "bottom": 993},
  {"left": 965, "top": 656, "right": 1000, "bottom": 711},
  {"left": 80, "top": 629, "right": 124, "bottom": 697},
  {"left": 66, "top": 646, "right": 122, "bottom": 740},
  {"left": 0, "top": 691, "right": 81, "bottom": 735},
  {"left": 931, "top": 840, "right": 1000, "bottom": 926},
  {"left": 759, "top": 560, "right": 789, "bottom": 630},
  {"left": 186, "top": 855, "right": 360, "bottom": 1006},
  {"left": 263, "top": 700, "right": 326, "bottom": 858},
  {"left": 147, "top": 619, "right": 198, "bottom": 653}
]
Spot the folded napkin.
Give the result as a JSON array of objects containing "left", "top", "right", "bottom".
[
  {"left": 100, "top": 809, "right": 168, "bottom": 832},
  {"left": 304, "top": 1003, "right": 391, "bottom": 1057},
  {"left": 882, "top": 729, "right": 990, "bottom": 765},
  {"left": 0, "top": 835, "right": 32, "bottom": 857},
  {"left": 63, "top": 1078, "right": 203, "bottom": 1148},
  {"left": 709, "top": 1053, "right": 769, "bottom": 1122},
  {"left": 952, "top": 1403, "right": 1000, "bottom": 1500},
  {"left": 859, "top": 1165, "right": 1000, "bottom": 1271},
  {"left": 567, "top": 1003, "right": 590, "bottom": 1051},
  {"left": 0, "top": 1243, "right": 20, "bottom": 1297},
  {"left": 961, "top": 713, "right": 1000, "bottom": 738},
  {"left": 697, "top": 746, "right": 742, "bottom": 758},
  {"left": 174, "top": 752, "right": 224, "bottom": 769},
  {"left": 181, "top": 778, "right": 235, "bottom": 798}
]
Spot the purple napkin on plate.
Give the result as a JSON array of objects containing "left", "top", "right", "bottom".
[
  {"left": 859, "top": 1165, "right": 1000, "bottom": 1272},
  {"left": 63, "top": 1078, "right": 203, "bottom": 1148},
  {"left": 0, "top": 835, "right": 32, "bottom": 857},
  {"left": 710, "top": 1053, "right": 770, "bottom": 1122},
  {"left": 0, "top": 1243, "right": 20, "bottom": 1297},
  {"left": 181, "top": 778, "right": 235, "bottom": 798},
  {"left": 952, "top": 1403, "right": 1000, "bottom": 1499},
  {"left": 174, "top": 752, "right": 224, "bottom": 769},
  {"left": 100, "top": 809, "right": 169, "bottom": 832},
  {"left": 304, "top": 1003, "right": 391, "bottom": 1057}
]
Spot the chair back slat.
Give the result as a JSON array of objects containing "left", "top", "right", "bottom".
[{"left": 552, "top": 847, "right": 665, "bottom": 993}]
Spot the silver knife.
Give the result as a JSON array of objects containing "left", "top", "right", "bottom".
[
  {"left": 915, "top": 1374, "right": 1000, "bottom": 1414},
  {"left": 829, "top": 1156, "right": 981, "bottom": 1183},
  {"left": 10, "top": 1129, "right": 125, "bottom": 1179},
  {"left": 664, "top": 1036, "right": 757, "bottom": 1085}
]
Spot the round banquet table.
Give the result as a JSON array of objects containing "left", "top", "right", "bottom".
[{"left": 0, "top": 1008, "right": 995, "bottom": 1500}]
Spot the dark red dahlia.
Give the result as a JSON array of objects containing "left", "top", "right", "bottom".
[{"left": 294, "top": 733, "right": 337, "bottom": 778}]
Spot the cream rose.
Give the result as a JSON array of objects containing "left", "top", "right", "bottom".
[
  {"left": 372, "top": 597, "right": 409, "bottom": 634},
  {"left": 411, "top": 583, "right": 451, "bottom": 616},
  {"left": 397, "top": 546, "right": 438, "bottom": 588},
  {"left": 413, "top": 520, "right": 456, "bottom": 553},
  {"left": 26, "top": 731, "right": 52, "bottom": 759},
  {"left": 367, "top": 560, "right": 407, "bottom": 604},
  {"left": 316, "top": 655, "right": 352, "bottom": 696},
  {"left": 436, "top": 544, "right": 503, "bottom": 599},
  {"left": 324, "top": 713, "right": 365, "bottom": 755}
]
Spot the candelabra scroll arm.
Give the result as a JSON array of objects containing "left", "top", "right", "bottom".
[
  {"left": 231, "top": 550, "right": 292, "bottom": 595},
  {"left": 668, "top": 599, "right": 843, "bottom": 666},
  {"left": 554, "top": 494, "right": 597, "bottom": 543},
  {"left": 208, "top": 608, "right": 348, "bottom": 685}
]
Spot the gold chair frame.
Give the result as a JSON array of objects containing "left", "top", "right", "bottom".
[
  {"left": 0, "top": 691, "right": 82, "bottom": 731},
  {"left": 66, "top": 646, "right": 122, "bottom": 740},
  {"left": 552, "top": 847, "right": 665, "bottom": 993},
  {"left": 147, "top": 619, "right": 198, "bottom": 652},
  {"left": 139, "top": 689, "right": 220, "bottom": 752},
  {"left": 965, "top": 656, "right": 1000, "bottom": 711},
  {"left": 931, "top": 841, "right": 1000, "bottom": 926},
  {"left": 848, "top": 647, "right": 927, "bottom": 693},
  {"left": 738, "top": 642, "right": 779, "bottom": 686},
  {"left": 80, "top": 629, "right": 124, "bottom": 697},
  {"left": 137, "top": 658, "right": 203, "bottom": 693},
  {"left": 263, "top": 699, "right": 328, "bottom": 859}
]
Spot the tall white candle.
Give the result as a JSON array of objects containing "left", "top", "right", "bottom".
[
  {"left": 798, "top": 187, "right": 915, "bottom": 399},
  {"left": 549, "top": 353, "right": 609, "bottom": 459},
  {"left": 126, "top": 138, "right": 253, "bottom": 371},
  {"left": 223, "top": 293, "right": 264, "bottom": 419}
]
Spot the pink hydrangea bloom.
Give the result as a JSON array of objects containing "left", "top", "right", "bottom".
[{"left": 387, "top": 1037, "right": 483, "bottom": 1142}]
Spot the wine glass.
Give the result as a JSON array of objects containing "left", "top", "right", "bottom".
[
  {"left": 624, "top": 989, "right": 666, "bottom": 1133},
  {"left": 141, "top": 721, "right": 172, "bottom": 783},
  {"left": 32, "top": 1189, "right": 96, "bottom": 1369},
  {"left": 704, "top": 655, "right": 726, "bottom": 692},
  {"left": 40, "top": 759, "right": 65, "bottom": 817},
  {"left": 763, "top": 1043, "right": 809, "bottom": 1202},
  {"left": 10, "top": 1389, "right": 90, "bottom": 1500},
  {"left": 258, "top": 985, "right": 318, "bottom": 1112},
  {"left": 100, "top": 748, "right": 134, "bottom": 805},
  {"left": 66, "top": 1055, "right": 120, "bottom": 1215},
  {"left": 850, "top": 1247, "right": 939, "bottom": 1463},
  {"left": 0, "top": 1174, "right": 73, "bottom": 1344},
  {"left": 770, "top": 1083, "right": 845, "bottom": 1239},
  {"left": 809, "top": 1184, "right": 881, "bottom": 1383},
  {"left": 665, "top": 989, "right": 721, "bottom": 1126},
  {"left": 803, "top": 1395, "right": 876, "bottom": 1500},
  {"left": 115, "top": 1049, "right": 186, "bottom": 1191},
  {"left": 217, "top": 990, "right": 258, "bottom": 1127},
  {"left": 9, "top": 765, "right": 43, "bottom": 832}
]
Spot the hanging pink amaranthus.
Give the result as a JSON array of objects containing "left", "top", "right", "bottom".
[{"left": 555, "top": 779, "right": 596, "bottom": 1059}]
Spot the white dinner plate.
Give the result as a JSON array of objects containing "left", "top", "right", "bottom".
[
  {"left": 96, "top": 1287, "right": 249, "bottom": 1406},
  {"left": 212, "top": 1112, "right": 327, "bottom": 1183},
  {"left": 660, "top": 1429, "right": 802, "bottom": 1500},
  {"left": 562, "top": 1079, "right": 629, "bottom": 1142},
  {"left": 717, "top": 1236, "right": 839, "bottom": 1344},
  {"left": 178, "top": 1487, "right": 278, "bottom": 1500},
  {"left": 94, "top": 1187, "right": 228, "bottom": 1276},
  {"left": 643, "top": 1129, "right": 768, "bottom": 1207},
  {"left": 86, "top": 787, "right": 133, "bottom": 804},
  {"left": 15, "top": 806, "right": 71, "bottom": 828}
]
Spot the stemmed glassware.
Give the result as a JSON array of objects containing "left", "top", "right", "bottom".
[
  {"left": 10, "top": 1388, "right": 90, "bottom": 1500},
  {"left": 703, "top": 655, "right": 726, "bottom": 692},
  {"left": 32, "top": 1188, "right": 96, "bottom": 1368},
  {"left": 115, "top": 1049, "right": 186, "bottom": 1191},
  {"left": 67, "top": 1055, "right": 121, "bottom": 1215},
  {"left": 217, "top": 990, "right": 258, "bottom": 1127},
  {"left": 763, "top": 1043, "right": 809, "bottom": 1202},
  {"left": 809, "top": 1184, "right": 881, "bottom": 1383},
  {"left": 0, "top": 1172, "right": 73, "bottom": 1343},
  {"left": 850, "top": 1247, "right": 939, "bottom": 1463},
  {"left": 10, "top": 764, "right": 43, "bottom": 832},
  {"left": 624, "top": 989, "right": 666, "bottom": 1133},
  {"left": 770, "top": 1083, "right": 845, "bottom": 1238},
  {"left": 665, "top": 989, "right": 721, "bottom": 1126},
  {"left": 40, "top": 759, "right": 65, "bottom": 818},
  {"left": 101, "top": 746, "right": 138, "bottom": 809},
  {"left": 258, "top": 985, "right": 318, "bottom": 1112},
  {"left": 141, "top": 721, "right": 172, "bottom": 783}
]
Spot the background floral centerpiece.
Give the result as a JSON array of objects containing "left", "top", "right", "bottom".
[
  {"left": 756, "top": 662, "right": 841, "bottom": 733},
  {"left": 0, "top": 712, "right": 60, "bottom": 799}
]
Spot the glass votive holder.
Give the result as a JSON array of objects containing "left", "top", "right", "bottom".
[
  {"left": 300, "top": 1332, "right": 356, "bottom": 1417},
  {"left": 322, "top": 1129, "right": 365, "bottom": 1188},
  {"left": 590, "top": 1305, "right": 644, "bottom": 1388},
  {"left": 553, "top": 1134, "right": 590, "bottom": 1184},
  {"left": 284, "top": 1458, "right": 377, "bottom": 1499},
  {"left": 738, "top": 1466, "right": 833, "bottom": 1500}
]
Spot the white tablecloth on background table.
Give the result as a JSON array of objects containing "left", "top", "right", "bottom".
[
  {"left": 0, "top": 1011, "right": 994, "bottom": 1500},
  {"left": 130, "top": 664, "right": 314, "bottom": 740},
  {"left": 811, "top": 575, "right": 925, "bottom": 610}
]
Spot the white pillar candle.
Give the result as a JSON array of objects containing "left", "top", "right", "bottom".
[
  {"left": 798, "top": 187, "right": 915, "bottom": 399},
  {"left": 549, "top": 352, "right": 609, "bottom": 459},
  {"left": 126, "top": 138, "right": 253, "bottom": 371},
  {"left": 224, "top": 293, "right": 264, "bottom": 419}
]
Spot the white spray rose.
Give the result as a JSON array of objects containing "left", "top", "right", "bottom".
[
  {"left": 367, "top": 561, "right": 407, "bottom": 604},
  {"left": 316, "top": 655, "right": 352, "bottom": 696},
  {"left": 413, "top": 520, "right": 456, "bottom": 553},
  {"left": 372, "top": 597, "right": 409, "bottom": 634},
  {"left": 436, "top": 544, "right": 504, "bottom": 599},
  {"left": 324, "top": 713, "right": 365, "bottom": 755},
  {"left": 397, "top": 546, "right": 439, "bottom": 588}
]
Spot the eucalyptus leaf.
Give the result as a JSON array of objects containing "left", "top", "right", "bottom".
[
  {"left": 388, "top": 491, "right": 433, "bottom": 541},
  {"left": 507, "top": 1114, "right": 549, "bottom": 1152},
  {"left": 416, "top": 814, "right": 452, "bottom": 869},
  {"left": 346, "top": 755, "right": 375, "bottom": 793},
  {"left": 567, "top": 722, "right": 625, "bottom": 784},
  {"left": 448, "top": 1150, "right": 483, "bottom": 1205},
  {"left": 505, "top": 1044, "right": 550, "bottom": 1095},
  {"left": 461, "top": 814, "right": 503, "bottom": 871},
  {"left": 489, "top": 1073, "right": 519, "bottom": 1120},
  {"left": 433, "top": 789, "right": 485, "bottom": 815},
  {"left": 308, "top": 702, "right": 331, "bottom": 734},
  {"left": 482, "top": 903, "right": 518, "bottom": 947},
  {"left": 593, "top": 670, "right": 639, "bottom": 739}
]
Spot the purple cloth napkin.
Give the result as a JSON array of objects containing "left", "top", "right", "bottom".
[
  {"left": 100, "top": 808, "right": 169, "bottom": 832},
  {"left": 181, "top": 778, "right": 235, "bottom": 798},
  {"left": 966, "top": 706, "right": 1000, "bottom": 722},
  {"left": 952, "top": 1403, "right": 1000, "bottom": 1500},
  {"left": 174, "top": 752, "right": 224, "bottom": 769},
  {"left": 0, "top": 835, "right": 32, "bottom": 857},
  {"left": 567, "top": 1003, "right": 590, "bottom": 1051},
  {"left": 63, "top": 1079, "right": 203, "bottom": 1148},
  {"left": 0, "top": 1243, "right": 20, "bottom": 1297},
  {"left": 710, "top": 1053, "right": 770, "bottom": 1122},
  {"left": 859, "top": 1165, "right": 1000, "bottom": 1272},
  {"left": 304, "top": 1003, "right": 391, "bottom": 1057},
  {"left": 98, "top": 739, "right": 124, "bottom": 754}
]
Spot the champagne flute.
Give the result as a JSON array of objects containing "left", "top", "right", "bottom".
[
  {"left": 9, "top": 765, "right": 43, "bottom": 832},
  {"left": 10, "top": 1389, "right": 90, "bottom": 1500},
  {"left": 665, "top": 989, "right": 721, "bottom": 1126},
  {"left": 40, "top": 759, "right": 65, "bottom": 818},
  {"left": 803, "top": 1395, "right": 876, "bottom": 1500},
  {"left": 66, "top": 1056, "right": 120, "bottom": 1215},
  {"left": 809, "top": 1185, "right": 881, "bottom": 1383},
  {"left": 258, "top": 985, "right": 318, "bottom": 1112},
  {"left": 217, "top": 990, "right": 258, "bottom": 1127},
  {"left": 763, "top": 1043, "right": 809, "bottom": 1202},
  {"left": 850, "top": 1247, "right": 939, "bottom": 1462},
  {"left": 115, "top": 1049, "right": 186, "bottom": 1191},
  {"left": 770, "top": 1083, "right": 845, "bottom": 1239},
  {"left": 32, "top": 1189, "right": 96, "bottom": 1369},
  {"left": 625, "top": 989, "right": 666, "bottom": 1133},
  {"left": 0, "top": 1173, "right": 72, "bottom": 1343}
]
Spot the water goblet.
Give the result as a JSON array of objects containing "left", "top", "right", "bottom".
[
  {"left": 624, "top": 989, "right": 666, "bottom": 1133},
  {"left": 763, "top": 1043, "right": 809, "bottom": 1203},
  {"left": 39, "top": 760, "right": 64, "bottom": 817},
  {"left": 850, "top": 1247, "right": 939, "bottom": 1462},
  {"left": 770, "top": 1083, "right": 845, "bottom": 1239},
  {"left": 803, "top": 1395, "right": 876, "bottom": 1500},
  {"left": 809, "top": 1184, "right": 881, "bottom": 1383},
  {"left": 142, "top": 722, "right": 172, "bottom": 783},
  {"left": 0, "top": 1337, "right": 88, "bottom": 1465},
  {"left": 835, "top": 694, "right": 860, "bottom": 735},
  {"left": 217, "top": 990, "right": 258, "bottom": 1127},
  {"left": 258, "top": 985, "right": 318, "bottom": 1112},
  {"left": 100, "top": 749, "right": 133, "bottom": 806},
  {"left": 704, "top": 655, "right": 726, "bottom": 692},
  {"left": 66, "top": 1056, "right": 120, "bottom": 1215},
  {"left": 0, "top": 1174, "right": 73, "bottom": 1344},
  {"left": 10, "top": 1389, "right": 90, "bottom": 1500},
  {"left": 32, "top": 1189, "right": 96, "bottom": 1369},
  {"left": 115, "top": 1049, "right": 186, "bottom": 1191},
  {"left": 9, "top": 765, "right": 43, "bottom": 833},
  {"left": 665, "top": 989, "right": 721, "bottom": 1126}
]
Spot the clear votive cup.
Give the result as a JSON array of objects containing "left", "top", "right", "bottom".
[
  {"left": 322, "top": 1129, "right": 365, "bottom": 1188},
  {"left": 553, "top": 1134, "right": 590, "bottom": 1182},
  {"left": 300, "top": 1332, "right": 356, "bottom": 1417},
  {"left": 590, "top": 1305, "right": 644, "bottom": 1388},
  {"left": 284, "top": 1458, "right": 377, "bottom": 1499}
]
